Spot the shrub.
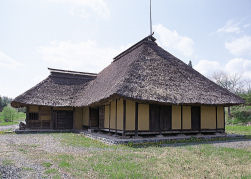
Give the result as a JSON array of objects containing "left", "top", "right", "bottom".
[
  {"left": 227, "top": 106, "right": 251, "bottom": 125},
  {"left": 2, "top": 105, "right": 18, "bottom": 122}
]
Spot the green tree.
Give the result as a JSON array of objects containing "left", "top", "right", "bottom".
[
  {"left": 188, "top": 60, "right": 192, "bottom": 68},
  {"left": 2, "top": 105, "right": 18, "bottom": 122},
  {"left": 0, "top": 96, "right": 2, "bottom": 111}
]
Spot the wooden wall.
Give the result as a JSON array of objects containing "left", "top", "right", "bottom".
[
  {"left": 201, "top": 106, "right": 216, "bottom": 129},
  {"left": 25, "top": 102, "right": 225, "bottom": 132},
  {"left": 138, "top": 104, "right": 149, "bottom": 131},
  {"left": 172, "top": 105, "right": 181, "bottom": 130},
  {"left": 82, "top": 107, "right": 89, "bottom": 126},
  {"left": 117, "top": 99, "right": 123, "bottom": 130},
  {"left": 74, "top": 108, "right": 83, "bottom": 130},
  {"left": 182, "top": 106, "right": 191, "bottom": 129},
  {"left": 104, "top": 105, "right": 109, "bottom": 129},
  {"left": 126, "top": 100, "right": 135, "bottom": 130},
  {"left": 110, "top": 101, "right": 116, "bottom": 129},
  {"left": 217, "top": 106, "right": 224, "bottom": 129}
]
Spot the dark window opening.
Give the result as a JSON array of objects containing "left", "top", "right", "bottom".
[{"left": 29, "top": 113, "right": 39, "bottom": 120}]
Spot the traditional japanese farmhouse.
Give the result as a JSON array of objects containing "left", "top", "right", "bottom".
[{"left": 11, "top": 35, "right": 244, "bottom": 135}]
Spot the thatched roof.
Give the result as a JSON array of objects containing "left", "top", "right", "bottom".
[
  {"left": 12, "top": 36, "right": 244, "bottom": 107},
  {"left": 11, "top": 68, "right": 97, "bottom": 107}
]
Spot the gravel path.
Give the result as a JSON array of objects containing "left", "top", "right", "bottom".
[
  {"left": 212, "top": 139, "right": 251, "bottom": 150},
  {"left": 0, "top": 124, "right": 18, "bottom": 131}
]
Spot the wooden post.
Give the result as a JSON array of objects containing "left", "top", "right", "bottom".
[
  {"left": 135, "top": 102, "right": 138, "bottom": 136},
  {"left": 38, "top": 106, "right": 41, "bottom": 129},
  {"left": 50, "top": 107, "right": 53, "bottom": 129},
  {"left": 223, "top": 106, "right": 225, "bottom": 132},
  {"left": 181, "top": 105, "right": 183, "bottom": 131},
  {"left": 89, "top": 107, "right": 91, "bottom": 129},
  {"left": 123, "top": 100, "right": 126, "bottom": 136},
  {"left": 26, "top": 106, "right": 29, "bottom": 128},
  {"left": 73, "top": 107, "right": 75, "bottom": 130},
  {"left": 159, "top": 105, "right": 161, "bottom": 135},
  {"left": 82, "top": 108, "right": 84, "bottom": 130},
  {"left": 115, "top": 99, "right": 118, "bottom": 135},
  {"left": 109, "top": 103, "right": 111, "bottom": 133},
  {"left": 216, "top": 106, "right": 218, "bottom": 131}
]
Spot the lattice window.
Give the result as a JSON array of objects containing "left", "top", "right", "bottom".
[{"left": 29, "top": 113, "right": 39, "bottom": 120}]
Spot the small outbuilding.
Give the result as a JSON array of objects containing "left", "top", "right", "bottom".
[{"left": 11, "top": 35, "right": 244, "bottom": 135}]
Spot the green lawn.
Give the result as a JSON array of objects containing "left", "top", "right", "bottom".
[
  {"left": 226, "top": 125, "right": 251, "bottom": 135},
  {"left": 0, "top": 127, "right": 250, "bottom": 178},
  {"left": 45, "top": 133, "right": 251, "bottom": 178}
]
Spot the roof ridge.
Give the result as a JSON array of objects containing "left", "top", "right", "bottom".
[
  {"left": 113, "top": 35, "right": 156, "bottom": 62},
  {"left": 48, "top": 68, "right": 97, "bottom": 76}
]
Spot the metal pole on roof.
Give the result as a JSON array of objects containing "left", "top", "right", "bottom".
[
  {"left": 150, "top": 0, "right": 153, "bottom": 35},
  {"left": 150, "top": 0, "right": 152, "bottom": 35}
]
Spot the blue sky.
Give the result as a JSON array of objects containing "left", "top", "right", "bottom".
[{"left": 0, "top": 0, "right": 251, "bottom": 98}]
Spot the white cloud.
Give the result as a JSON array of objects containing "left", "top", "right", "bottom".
[
  {"left": 225, "top": 58, "right": 251, "bottom": 79},
  {"left": 0, "top": 50, "right": 21, "bottom": 69},
  {"left": 38, "top": 40, "right": 127, "bottom": 73},
  {"left": 48, "top": 0, "right": 110, "bottom": 19},
  {"left": 217, "top": 20, "right": 241, "bottom": 34},
  {"left": 225, "top": 36, "right": 251, "bottom": 56},
  {"left": 195, "top": 58, "right": 251, "bottom": 80},
  {"left": 194, "top": 60, "right": 221, "bottom": 76},
  {"left": 153, "top": 24, "right": 194, "bottom": 57}
]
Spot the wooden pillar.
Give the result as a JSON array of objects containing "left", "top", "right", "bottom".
[
  {"left": 199, "top": 106, "right": 201, "bottom": 132},
  {"left": 50, "top": 107, "right": 53, "bottom": 129},
  {"left": 73, "top": 107, "right": 75, "bottom": 130},
  {"left": 89, "top": 107, "right": 91, "bottom": 129},
  {"left": 123, "top": 100, "right": 126, "bottom": 136},
  {"left": 115, "top": 99, "right": 118, "bottom": 135},
  {"left": 135, "top": 102, "right": 138, "bottom": 136},
  {"left": 216, "top": 106, "right": 218, "bottom": 131},
  {"left": 109, "top": 103, "right": 111, "bottom": 133},
  {"left": 224, "top": 106, "right": 226, "bottom": 131},
  {"left": 38, "top": 106, "right": 41, "bottom": 129},
  {"left": 26, "top": 106, "right": 29, "bottom": 128},
  {"left": 181, "top": 105, "right": 183, "bottom": 131},
  {"left": 82, "top": 108, "right": 84, "bottom": 130},
  {"left": 159, "top": 105, "right": 161, "bottom": 135}
]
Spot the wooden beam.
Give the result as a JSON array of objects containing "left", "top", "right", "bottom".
[
  {"left": 89, "top": 107, "right": 91, "bottom": 129},
  {"left": 216, "top": 106, "right": 218, "bottom": 131},
  {"left": 115, "top": 99, "right": 118, "bottom": 135},
  {"left": 50, "top": 107, "right": 53, "bottom": 129},
  {"left": 181, "top": 105, "right": 183, "bottom": 130},
  {"left": 38, "top": 106, "right": 41, "bottom": 129},
  {"left": 223, "top": 106, "right": 225, "bottom": 132},
  {"left": 159, "top": 105, "right": 161, "bottom": 134},
  {"left": 26, "top": 106, "right": 29, "bottom": 128},
  {"left": 135, "top": 102, "right": 138, "bottom": 136},
  {"left": 109, "top": 102, "right": 111, "bottom": 133},
  {"left": 123, "top": 100, "right": 126, "bottom": 136},
  {"left": 73, "top": 107, "right": 75, "bottom": 129}
]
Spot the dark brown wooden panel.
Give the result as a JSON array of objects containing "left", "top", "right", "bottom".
[
  {"left": 149, "top": 104, "right": 160, "bottom": 131},
  {"left": 55, "top": 111, "right": 73, "bottom": 129},
  {"left": 160, "top": 105, "right": 171, "bottom": 130},
  {"left": 90, "top": 107, "right": 99, "bottom": 128},
  {"left": 191, "top": 106, "right": 200, "bottom": 130},
  {"left": 99, "top": 106, "right": 105, "bottom": 129}
]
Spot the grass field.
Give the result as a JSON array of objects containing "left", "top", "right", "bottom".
[
  {"left": 37, "top": 134, "right": 251, "bottom": 178},
  {"left": 0, "top": 126, "right": 250, "bottom": 178},
  {"left": 0, "top": 112, "right": 25, "bottom": 126},
  {"left": 226, "top": 125, "right": 251, "bottom": 135}
]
